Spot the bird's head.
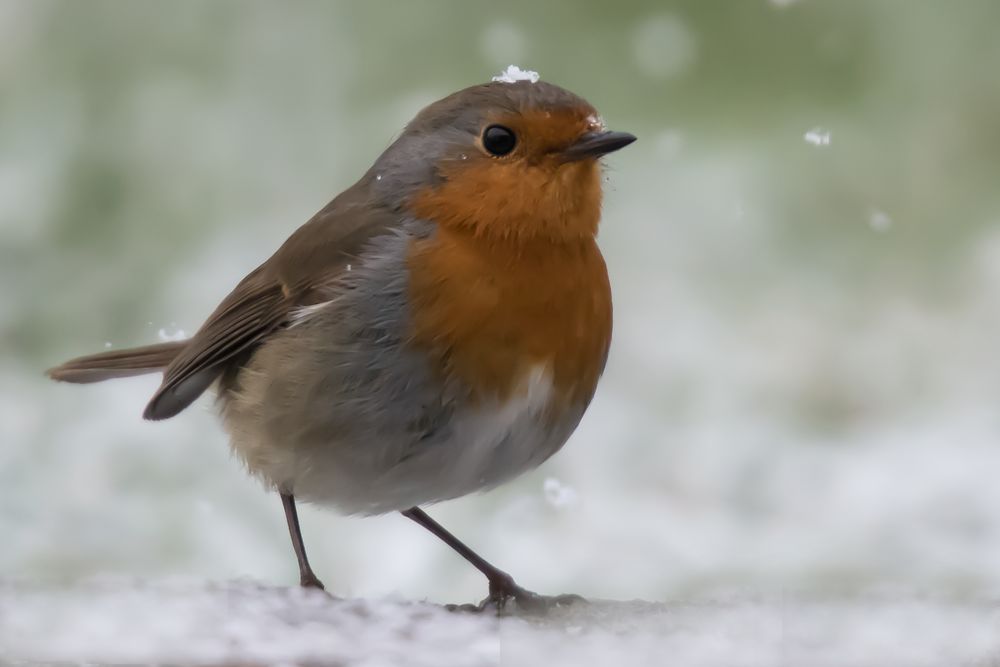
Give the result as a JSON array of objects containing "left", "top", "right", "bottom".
[{"left": 371, "top": 71, "right": 635, "bottom": 244}]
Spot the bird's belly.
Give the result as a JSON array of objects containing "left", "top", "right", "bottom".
[
  {"left": 291, "top": 398, "right": 573, "bottom": 515},
  {"left": 220, "top": 367, "right": 576, "bottom": 516}
]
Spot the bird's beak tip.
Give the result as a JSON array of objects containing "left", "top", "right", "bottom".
[{"left": 562, "top": 131, "right": 637, "bottom": 161}]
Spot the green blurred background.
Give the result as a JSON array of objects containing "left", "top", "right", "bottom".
[{"left": 4, "top": 0, "right": 1000, "bottom": 601}]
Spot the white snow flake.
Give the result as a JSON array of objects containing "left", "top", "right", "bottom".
[
  {"left": 869, "top": 209, "right": 893, "bottom": 232},
  {"left": 157, "top": 327, "right": 187, "bottom": 342},
  {"left": 543, "top": 477, "right": 579, "bottom": 509},
  {"left": 491, "top": 65, "right": 540, "bottom": 84},
  {"left": 803, "top": 127, "right": 832, "bottom": 146}
]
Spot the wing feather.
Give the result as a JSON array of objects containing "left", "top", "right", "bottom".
[
  {"left": 141, "top": 184, "right": 397, "bottom": 421},
  {"left": 143, "top": 270, "right": 287, "bottom": 420}
]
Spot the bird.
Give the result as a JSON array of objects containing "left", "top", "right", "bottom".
[{"left": 46, "top": 67, "right": 636, "bottom": 613}]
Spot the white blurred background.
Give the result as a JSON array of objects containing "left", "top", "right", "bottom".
[{"left": 3, "top": 0, "right": 1000, "bottom": 607}]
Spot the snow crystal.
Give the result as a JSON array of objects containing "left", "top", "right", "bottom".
[
  {"left": 543, "top": 477, "right": 579, "bottom": 509},
  {"left": 803, "top": 127, "right": 832, "bottom": 146},
  {"left": 157, "top": 327, "right": 187, "bottom": 342},
  {"left": 869, "top": 209, "right": 892, "bottom": 232},
  {"left": 492, "top": 65, "right": 540, "bottom": 84}
]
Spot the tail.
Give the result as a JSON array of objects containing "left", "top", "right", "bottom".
[{"left": 46, "top": 341, "right": 187, "bottom": 384}]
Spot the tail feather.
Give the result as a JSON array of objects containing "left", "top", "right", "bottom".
[{"left": 47, "top": 341, "right": 187, "bottom": 384}]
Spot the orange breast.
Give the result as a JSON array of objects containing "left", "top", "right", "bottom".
[{"left": 405, "top": 227, "right": 612, "bottom": 412}]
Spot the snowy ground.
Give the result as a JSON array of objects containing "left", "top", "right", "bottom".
[{"left": 3, "top": 579, "right": 1000, "bottom": 666}]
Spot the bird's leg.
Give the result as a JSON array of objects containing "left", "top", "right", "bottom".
[
  {"left": 281, "top": 493, "right": 326, "bottom": 590},
  {"left": 401, "top": 507, "right": 583, "bottom": 614}
]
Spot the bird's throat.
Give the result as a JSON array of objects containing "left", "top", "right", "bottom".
[{"left": 409, "top": 158, "right": 603, "bottom": 244}]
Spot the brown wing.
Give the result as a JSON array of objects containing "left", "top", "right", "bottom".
[
  {"left": 143, "top": 182, "right": 395, "bottom": 421},
  {"left": 142, "top": 267, "right": 287, "bottom": 420}
]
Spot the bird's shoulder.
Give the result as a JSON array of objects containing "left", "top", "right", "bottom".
[{"left": 264, "top": 181, "right": 402, "bottom": 302}]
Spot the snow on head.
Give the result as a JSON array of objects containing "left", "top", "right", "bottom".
[{"left": 492, "top": 65, "right": 540, "bottom": 84}]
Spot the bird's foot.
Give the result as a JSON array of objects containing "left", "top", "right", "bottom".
[
  {"left": 446, "top": 570, "right": 585, "bottom": 616},
  {"left": 299, "top": 571, "right": 326, "bottom": 591}
]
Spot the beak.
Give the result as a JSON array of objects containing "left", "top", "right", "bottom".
[{"left": 561, "top": 131, "right": 637, "bottom": 162}]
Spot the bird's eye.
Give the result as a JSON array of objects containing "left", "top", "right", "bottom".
[{"left": 482, "top": 125, "right": 517, "bottom": 157}]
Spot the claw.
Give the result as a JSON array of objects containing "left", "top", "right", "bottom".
[
  {"left": 444, "top": 584, "right": 585, "bottom": 615},
  {"left": 299, "top": 573, "right": 326, "bottom": 590},
  {"left": 463, "top": 571, "right": 588, "bottom": 616}
]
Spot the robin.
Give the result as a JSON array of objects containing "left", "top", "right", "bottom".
[{"left": 47, "top": 67, "right": 636, "bottom": 613}]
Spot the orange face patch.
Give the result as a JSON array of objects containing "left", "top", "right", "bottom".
[
  {"left": 410, "top": 107, "right": 607, "bottom": 243},
  {"left": 480, "top": 107, "right": 605, "bottom": 160}
]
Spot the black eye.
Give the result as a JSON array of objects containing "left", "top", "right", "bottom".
[{"left": 482, "top": 125, "right": 517, "bottom": 156}]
